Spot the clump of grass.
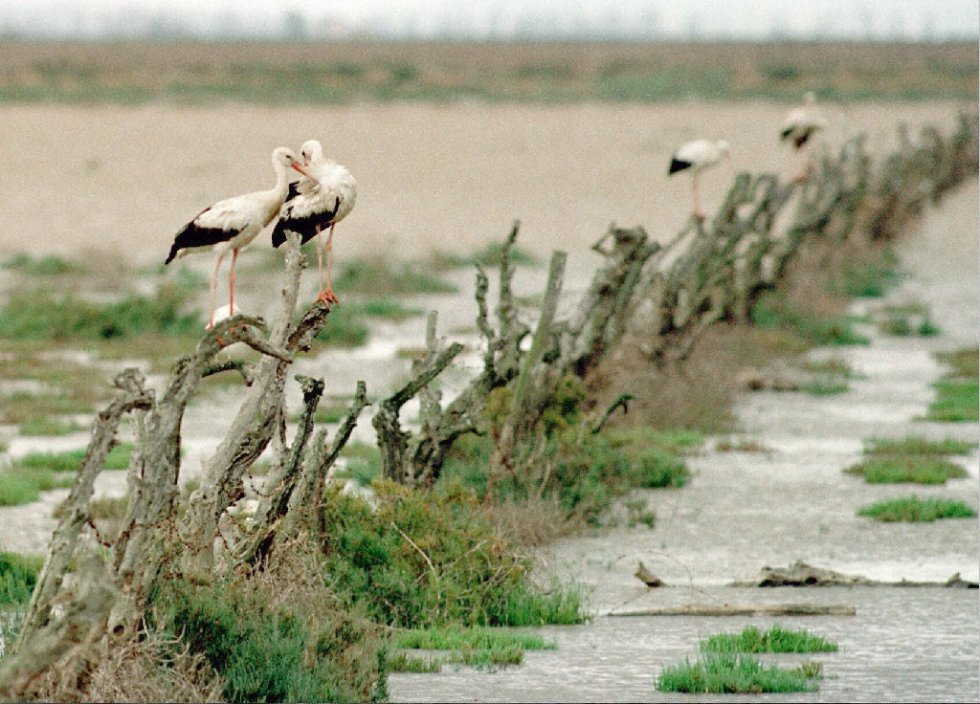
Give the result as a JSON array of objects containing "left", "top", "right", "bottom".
[
  {"left": 0, "top": 351, "right": 113, "bottom": 424},
  {"left": 829, "top": 249, "right": 902, "bottom": 297},
  {"left": 935, "top": 349, "right": 978, "bottom": 380},
  {"left": 89, "top": 495, "right": 129, "bottom": 520},
  {"left": 442, "top": 383, "right": 698, "bottom": 526},
  {"left": 13, "top": 442, "right": 133, "bottom": 472},
  {"left": 18, "top": 416, "right": 85, "bottom": 436},
  {"left": 392, "top": 625, "right": 553, "bottom": 652},
  {"left": 432, "top": 243, "right": 539, "bottom": 270},
  {"left": 314, "top": 304, "right": 370, "bottom": 347},
  {"left": 843, "top": 455, "right": 968, "bottom": 484},
  {"left": 878, "top": 304, "right": 940, "bottom": 337},
  {"left": 857, "top": 495, "right": 977, "bottom": 522},
  {"left": 337, "top": 441, "right": 382, "bottom": 486},
  {"left": 751, "top": 292, "right": 869, "bottom": 347},
  {"left": 334, "top": 257, "right": 456, "bottom": 295},
  {"left": 390, "top": 625, "right": 554, "bottom": 672},
  {"left": 319, "top": 479, "right": 584, "bottom": 630},
  {"left": 150, "top": 576, "right": 386, "bottom": 703},
  {"left": 924, "top": 379, "right": 979, "bottom": 422},
  {"left": 800, "top": 356, "right": 859, "bottom": 377},
  {"left": 657, "top": 653, "right": 817, "bottom": 694},
  {"left": 0, "top": 551, "right": 44, "bottom": 604},
  {"left": 0, "top": 285, "right": 200, "bottom": 342},
  {"left": 350, "top": 298, "right": 424, "bottom": 321},
  {"left": 386, "top": 652, "right": 443, "bottom": 673},
  {"left": 715, "top": 437, "right": 771, "bottom": 452},
  {"left": 623, "top": 497, "right": 657, "bottom": 528},
  {"left": 864, "top": 436, "right": 974, "bottom": 456},
  {"left": 0, "top": 467, "right": 75, "bottom": 506},
  {"left": 289, "top": 399, "right": 354, "bottom": 425},
  {"left": 1, "top": 253, "right": 82, "bottom": 276},
  {"left": 700, "top": 625, "right": 838, "bottom": 654},
  {"left": 924, "top": 349, "right": 979, "bottom": 422},
  {"left": 802, "top": 378, "right": 849, "bottom": 395}
]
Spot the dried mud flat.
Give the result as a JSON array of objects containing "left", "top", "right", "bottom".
[{"left": 0, "top": 100, "right": 970, "bottom": 273}]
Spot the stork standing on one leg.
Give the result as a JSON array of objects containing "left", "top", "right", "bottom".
[
  {"left": 165, "top": 147, "right": 315, "bottom": 329},
  {"left": 780, "top": 92, "right": 828, "bottom": 183},
  {"left": 668, "top": 139, "right": 730, "bottom": 221},
  {"left": 271, "top": 139, "right": 357, "bottom": 305}
]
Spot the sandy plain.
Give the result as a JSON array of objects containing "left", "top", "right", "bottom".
[{"left": 0, "top": 101, "right": 971, "bottom": 275}]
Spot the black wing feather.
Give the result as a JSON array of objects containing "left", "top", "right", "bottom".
[
  {"left": 668, "top": 158, "right": 692, "bottom": 175},
  {"left": 271, "top": 197, "right": 342, "bottom": 249},
  {"left": 164, "top": 208, "right": 235, "bottom": 264}
]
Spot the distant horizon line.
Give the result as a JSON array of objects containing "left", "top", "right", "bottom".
[{"left": 1, "top": 34, "right": 976, "bottom": 43}]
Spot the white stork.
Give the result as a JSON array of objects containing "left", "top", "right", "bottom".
[
  {"left": 780, "top": 92, "right": 828, "bottom": 183},
  {"left": 271, "top": 139, "right": 357, "bottom": 305},
  {"left": 165, "top": 146, "right": 315, "bottom": 330},
  {"left": 668, "top": 139, "right": 731, "bottom": 221}
]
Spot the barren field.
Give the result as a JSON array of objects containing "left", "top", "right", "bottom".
[{"left": 0, "top": 100, "right": 971, "bottom": 279}]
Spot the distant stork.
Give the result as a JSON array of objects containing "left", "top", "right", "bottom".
[
  {"left": 272, "top": 139, "right": 357, "bottom": 305},
  {"left": 780, "top": 92, "right": 828, "bottom": 183},
  {"left": 165, "top": 147, "right": 314, "bottom": 330},
  {"left": 668, "top": 139, "right": 730, "bottom": 221}
]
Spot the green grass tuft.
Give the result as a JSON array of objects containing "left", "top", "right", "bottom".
[
  {"left": 18, "top": 416, "right": 86, "bottom": 436},
  {"left": 0, "top": 285, "right": 200, "bottom": 342},
  {"left": 657, "top": 653, "right": 817, "bottom": 694},
  {"left": 864, "top": 436, "right": 974, "bottom": 456},
  {"left": 925, "top": 379, "right": 979, "bottom": 422},
  {"left": 2, "top": 253, "right": 82, "bottom": 276},
  {"left": 751, "top": 292, "right": 869, "bottom": 347},
  {"left": 390, "top": 625, "right": 554, "bottom": 672},
  {"left": 700, "top": 625, "right": 838, "bottom": 654},
  {"left": 334, "top": 258, "right": 456, "bottom": 295},
  {"left": 843, "top": 455, "right": 968, "bottom": 484},
  {"left": 857, "top": 495, "right": 977, "bottom": 522},
  {"left": 13, "top": 442, "right": 133, "bottom": 472},
  {"left": 0, "top": 467, "right": 75, "bottom": 506},
  {"left": 151, "top": 578, "right": 385, "bottom": 703},
  {"left": 0, "top": 551, "right": 44, "bottom": 605},
  {"left": 319, "top": 480, "right": 584, "bottom": 630},
  {"left": 935, "top": 349, "right": 978, "bottom": 380},
  {"left": 432, "top": 243, "right": 540, "bottom": 269},
  {"left": 392, "top": 625, "right": 554, "bottom": 652},
  {"left": 923, "top": 349, "right": 978, "bottom": 422},
  {"left": 830, "top": 251, "right": 902, "bottom": 298}
]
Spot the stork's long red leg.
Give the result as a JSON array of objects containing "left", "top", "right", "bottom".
[
  {"left": 324, "top": 223, "right": 337, "bottom": 303},
  {"left": 314, "top": 224, "right": 339, "bottom": 305},
  {"left": 692, "top": 174, "right": 705, "bottom": 221},
  {"left": 314, "top": 225, "right": 325, "bottom": 298},
  {"left": 229, "top": 248, "right": 238, "bottom": 317},
  {"left": 209, "top": 251, "right": 226, "bottom": 330}
]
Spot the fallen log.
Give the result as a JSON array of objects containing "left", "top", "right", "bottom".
[{"left": 609, "top": 602, "right": 857, "bottom": 617}]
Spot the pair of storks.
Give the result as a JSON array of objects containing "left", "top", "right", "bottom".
[
  {"left": 166, "top": 94, "right": 824, "bottom": 329},
  {"left": 669, "top": 92, "right": 827, "bottom": 220},
  {"left": 165, "top": 140, "right": 356, "bottom": 330}
]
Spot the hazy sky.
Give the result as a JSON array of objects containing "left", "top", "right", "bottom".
[{"left": 2, "top": 0, "right": 977, "bottom": 40}]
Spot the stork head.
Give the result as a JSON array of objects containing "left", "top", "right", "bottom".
[
  {"left": 299, "top": 139, "right": 324, "bottom": 166},
  {"left": 272, "top": 146, "right": 315, "bottom": 180}
]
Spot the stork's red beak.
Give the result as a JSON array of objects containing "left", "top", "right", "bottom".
[{"left": 290, "top": 161, "right": 320, "bottom": 185}]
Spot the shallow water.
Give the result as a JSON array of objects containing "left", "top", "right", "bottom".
[
  {"left": 389, "top": 587, "right": 979, "bottom": 703},
  {"left": 389, "top": 185, "right": 980, "bottom": 703}
]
